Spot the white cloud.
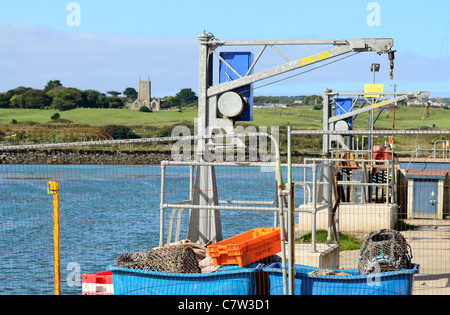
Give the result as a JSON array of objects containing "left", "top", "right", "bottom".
[
  {"left": 0, "top": 24, "right": 198, "bottom": 96},
  {"left": 0, "top": 24, "right": 448, "bottom": 97}
]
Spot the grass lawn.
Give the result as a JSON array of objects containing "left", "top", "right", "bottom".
[
  {"left": 242, "top": 106, "right": 450, "bottom": 132},
  {"left": 0, "top": 106, "right": 449, "bottom": 129},
  {"left": 0, "top": 106, "right": 322, "bottom": 128},
  {"left": 296, "top": 229, "right": 363, "bottom": 251},
  {"left": 245, "top": 107, "right": 324, "bottom": 129},
  {"left": 295, "top": 220, "right": 417, "bottom": 252},
  {"left": 0, "top": 108, "right": 198, "bottom": 127}
]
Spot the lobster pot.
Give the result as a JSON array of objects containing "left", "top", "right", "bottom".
[
  {"left": 116, "top": 246, "right": 200, "bottom": 273},
  {"left": 358, "top": 229, "right": 412, "bottom": 275}
]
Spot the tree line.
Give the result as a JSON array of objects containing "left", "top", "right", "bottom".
[
  {"left": 0, "top": 80, "right": 198, "bottom": 111},
  {"left": 1, "top": 79, "right": 335, "bottom": 112}
]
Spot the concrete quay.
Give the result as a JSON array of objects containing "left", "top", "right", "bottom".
[{"left": 340, "top": 219, "right": 450, "bottom": 295}]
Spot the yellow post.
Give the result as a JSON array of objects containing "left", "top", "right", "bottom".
[{"left": 47, "top": 181, "right": 61, "bottom": 295}]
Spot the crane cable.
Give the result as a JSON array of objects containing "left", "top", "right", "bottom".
[{"left": 236, "top": 52, "right": 361, "bottom": 96}]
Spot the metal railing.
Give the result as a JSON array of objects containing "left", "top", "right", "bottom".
[{"left": 160, "top": 160, "right": 282, "bottom": 246}]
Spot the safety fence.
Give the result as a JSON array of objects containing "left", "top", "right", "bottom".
[
  {"left": 0, "top": 130, "right": 449, "bottom": 295},
  {"left": 0, "top": 132, "right": 288, "bottom": 295},
  {"left": 289, "top": 129, "right": 450, "bottom": 296}
]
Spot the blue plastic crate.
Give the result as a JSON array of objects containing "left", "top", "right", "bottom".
[
  {"left": 263, "top": 263, "right": 420, "bottom": 295},
  {"left": 108, "top": 264, "right": 264, "bottom": 295}
]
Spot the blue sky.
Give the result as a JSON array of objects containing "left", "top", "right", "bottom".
[{"left": 0, "top": 0, "right": 449, "bottom": 97}]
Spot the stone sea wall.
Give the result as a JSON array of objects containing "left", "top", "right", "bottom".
[
  {"left": 0, "top": 149, "right": 308, "bottom": 165},
  {"left": 0, "top": 149, "right": 173, "bottom": 165}
]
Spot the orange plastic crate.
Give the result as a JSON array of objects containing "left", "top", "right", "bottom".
[{"left": 207, "top": 228, "right": 282, "bottom": 267}]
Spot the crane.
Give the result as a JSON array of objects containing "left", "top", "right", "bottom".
[
  {"left": 323, "top": 90, "right": 430, "bottom": 152},
  {"left": 190, "top": 31, "right": 399, "bottom": 244}
]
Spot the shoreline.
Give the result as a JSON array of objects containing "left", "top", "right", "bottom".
[
  {"left": 0, "top": 149, "right": 308, "bottom": 165},
  {"left": 0, "top": 149, "right": 172, "bottom": 165}
]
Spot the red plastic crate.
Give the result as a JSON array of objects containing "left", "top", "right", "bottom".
[
  {"left": 82, "top": 271, "right": 114, "bottom": 295},
  {"left": 207, "top": 228, "right": 282, "bottom": 267},
  {"left": 373, "top": 145, "right": 392, "bottom": 162}
]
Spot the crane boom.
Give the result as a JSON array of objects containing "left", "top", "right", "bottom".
[
  {"left": 207, "top": 38, "right": 394, "bottom": 97},
  {"left": 328, "top": 91, "right": 430, "bottom": 123}
]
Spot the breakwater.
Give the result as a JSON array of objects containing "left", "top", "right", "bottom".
[
  {"left": 0, "top": 149, "right": 173, "bottom": 165},
  {"left": 0, "top": 149, "right": 310, "bottom": 165}
]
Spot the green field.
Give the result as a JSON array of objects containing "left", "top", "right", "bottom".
[
  {"left": 246, "top": 106, "right": 448, "bottom": 130},
  {"left": 0, "top": 105, "right": 448, "bottom": 152},
  {"left": 0, "top": 108, "right": 198, "bottom": 127},
  {"left": 0, "top": 105, "right": 447, "bottom": 130}
]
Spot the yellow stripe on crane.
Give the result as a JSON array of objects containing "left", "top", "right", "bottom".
[{"left": 373, "top": 100, "right": 390, "bottom": 109}]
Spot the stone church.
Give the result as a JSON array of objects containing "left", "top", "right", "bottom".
[{"left": 126, "top": 76, "right": 160, "bottom": 111}]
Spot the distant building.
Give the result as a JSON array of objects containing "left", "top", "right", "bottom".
[
  {"left": 126, "top": 76, "right": 160, "bottom": 111},
  {"left": 254, "top": 103, "right": 287, "bottom": 108},
  {"left": 407, "top": 99, "right": 446, "bottom": 107},
  {"left": 407, "top": 99, "right": 426, "bottom": 106}
]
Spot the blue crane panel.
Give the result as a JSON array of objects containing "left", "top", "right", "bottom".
[
  {"left": 219, "top": 52, "right": 253, "bottom": 121},
  {"left": 335, "top": 98, "right": 354, "bottom": 129}
]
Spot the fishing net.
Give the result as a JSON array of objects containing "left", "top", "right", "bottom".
[
  {"left": 116, "top": 245, "right": 201, "bottom": 273},
  {"left": 308, "top": 270, "right": 351, "bottom": 276},
  {"left": 358, "top": 229, "right": 413, "bottom": 275}
]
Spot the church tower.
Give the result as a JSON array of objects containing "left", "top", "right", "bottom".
[
  {"left": 127, "top": 75, "right": 160, "bottom": 111},
  {"left": 137, "top": 76, "right": 151, "bottom": 106}
]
